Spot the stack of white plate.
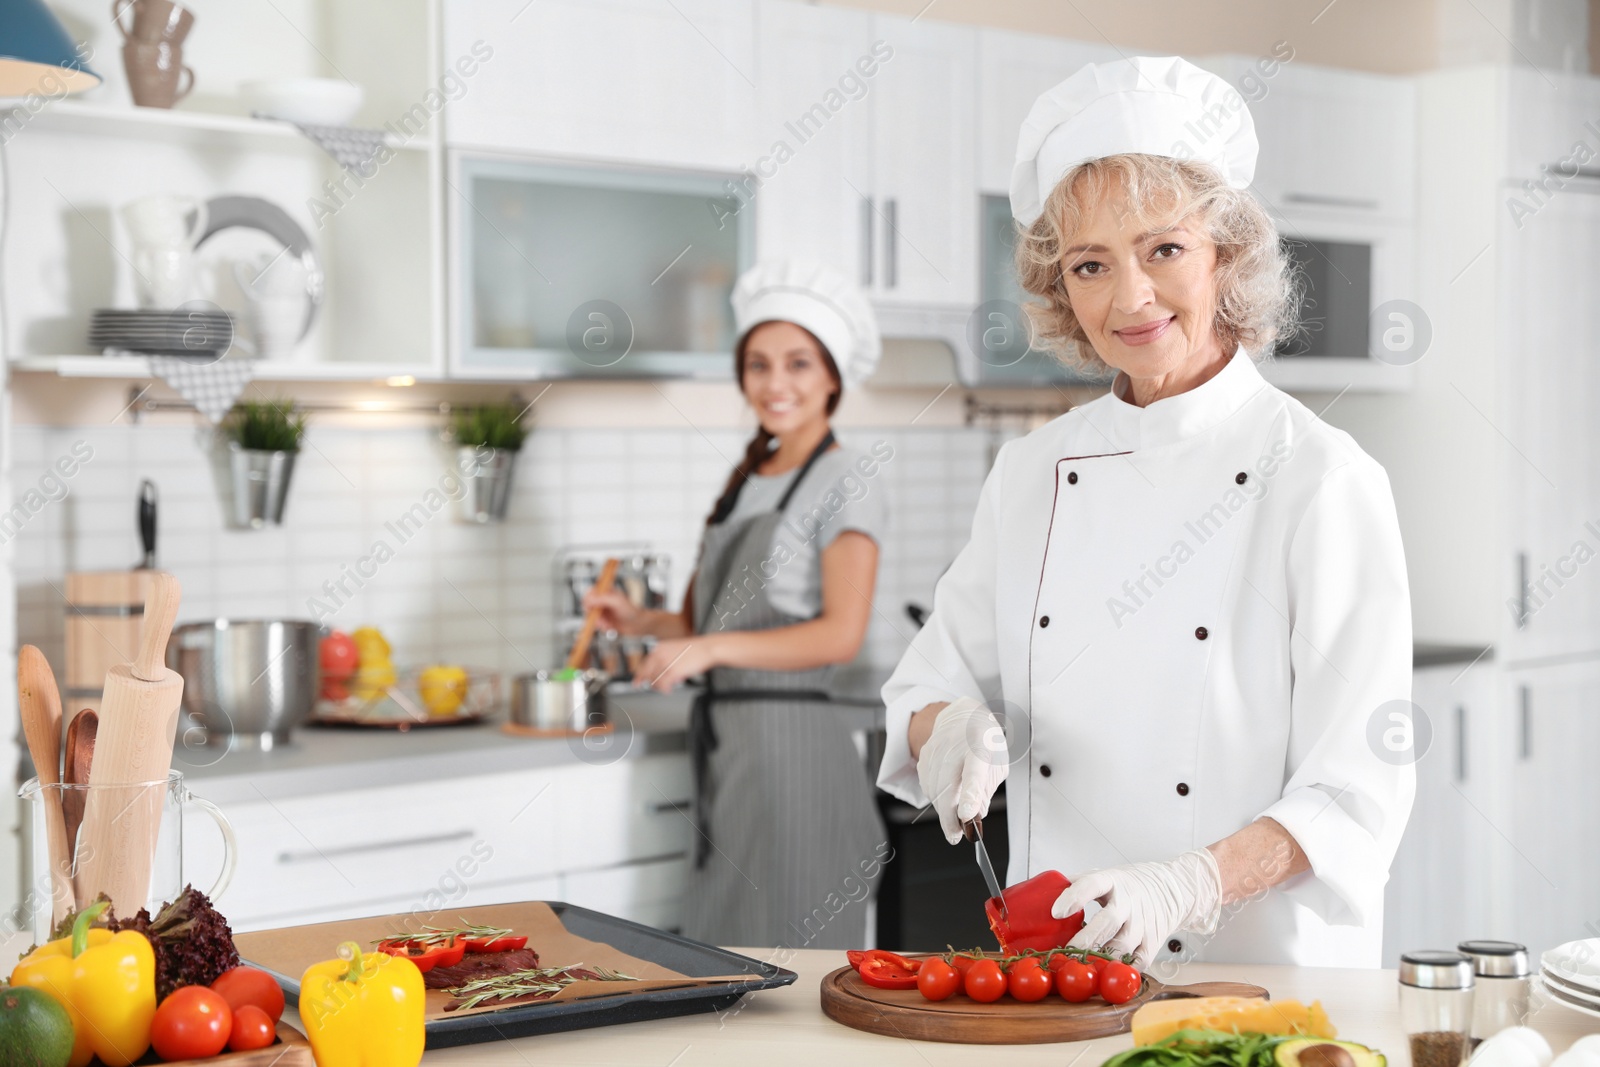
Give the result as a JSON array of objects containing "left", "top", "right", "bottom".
[
  {"left": 88, "top": 309, "right": 233, "bottom": 358},
  {"left": 1540, "top": 939, "right": 1600, "bottom": 1021}
]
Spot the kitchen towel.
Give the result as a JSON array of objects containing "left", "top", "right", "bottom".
[{"left": 147, "top": 352, "right": 258, "bottom": 424}]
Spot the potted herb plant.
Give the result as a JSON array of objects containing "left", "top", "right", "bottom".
[
  {"left": 450, "top": 402, "right": 528, "bottom": 523},
  {"left": 224, "top": 398, "right": 307, "bottom": 528}
]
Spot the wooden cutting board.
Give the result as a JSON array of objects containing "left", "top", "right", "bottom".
[{"left": 820, "top": 964, "right": 1269, "bottom": 1045}]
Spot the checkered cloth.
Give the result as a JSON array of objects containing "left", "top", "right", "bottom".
[
  {"left": 288, "top": 121, "right": 391, "bottom": 178},
  {"left": 146, "top": 352, "right": 259, "bottom": 424}
]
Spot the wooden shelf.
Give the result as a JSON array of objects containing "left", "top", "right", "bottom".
[{"left": 24, "top": 100, "right": 431, "bottom": 154}]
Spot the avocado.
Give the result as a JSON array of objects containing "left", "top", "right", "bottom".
[
  {"left": 1276, "top": 1039, "right": 1389, "bottom": 1067},
  {"left": 0, "top": 986, "right": 74, "bottom": 1067}
]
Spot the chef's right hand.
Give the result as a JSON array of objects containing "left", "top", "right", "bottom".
[
  {"left": 582, "top": 589, "right": 643, "bottom": 635},
  {"left": 915, "top": 697, "right": 1011, "bottom": 845}
]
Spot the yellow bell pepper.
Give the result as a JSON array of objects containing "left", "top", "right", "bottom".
[
  {"left": 419, "top": 665, "right": 468, "bottom": 715},
  {"left": 9, "top": 900, "right": 156, "bottom": 1067},
  {"left": 300, "top": 941, "right": 425, "bottom": 1067}
]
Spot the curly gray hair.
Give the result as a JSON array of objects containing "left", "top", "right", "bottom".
[{"left": 1014, "top": 153, "right": 1299, "bottom": 376}]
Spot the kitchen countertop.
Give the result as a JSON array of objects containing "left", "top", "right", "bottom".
[
  {"left": 3, "top": 928, "right": 1589, "bottom": 1066},
  {"left": 175, "top": 673, "right": 890, "bottom": 805}
]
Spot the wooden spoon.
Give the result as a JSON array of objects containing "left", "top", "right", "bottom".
[
  {"left": 565, "top": 557, "right": 620, "bottom": 673},
  {"left": 18, "top": 645, "right": 73, "bottom": 926},
  {"left": 62, "top": 709, "right": 97, "bottom": 866}
]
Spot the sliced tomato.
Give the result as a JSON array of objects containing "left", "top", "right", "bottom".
[
  {"left": 464, "top": 935, "right": 528, "bottom": 953},
  {"left": 376, "top": 936, "right": 465, "bottom": 973},
  {"left": 858, "top": 956, "right": 920, "bottom": 990}
]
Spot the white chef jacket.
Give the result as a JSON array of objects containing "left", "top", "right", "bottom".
[{"left": 877, "top": 349, "right": 1414, "bottom": 967}]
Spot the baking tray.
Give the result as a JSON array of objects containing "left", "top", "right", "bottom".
[{"left": 245, "top": 901, "right": 798, "bottom": 1048}]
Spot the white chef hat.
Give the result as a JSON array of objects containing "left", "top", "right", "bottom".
[
  {"left": 731, "top": 259, "right": 881, "bottom": 389},
  {"left": 1010, "top": 56, "right": 1258, "bottom": 226}
]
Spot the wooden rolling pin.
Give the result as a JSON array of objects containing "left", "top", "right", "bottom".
[
  {"left": 76, "top": 572, "right": 183, "bottom": 918},
  {"left": 565, "top": 557, "right": 620, "bottom": 672}
]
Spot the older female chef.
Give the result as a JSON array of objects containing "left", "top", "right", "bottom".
[
  {"left": 876, "top": 57, "right": 1414, "bottom": 968},
  {"left": 587, "top": 260, "right": 890, "bottom": 950}
]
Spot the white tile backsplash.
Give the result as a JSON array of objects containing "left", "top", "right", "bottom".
[{"left": 11, "top": 421, "right": 1006, "bottom": 681}]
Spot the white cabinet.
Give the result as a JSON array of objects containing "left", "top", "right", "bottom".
[
  {"left": 867, "top": 15, "right": 977, "bottom": 306},
  {"left": 1384, "top": 661, "right": 1502, "bottom": 962},
  {"left": 1500, "top": 190, "right": 1600, "bottom": 662},
  {"left": 442, "top": 0, "right": 758, "bottom": 170},
  {"left": 187, "top": 754, "right": 693, "bottom": 933},
  {"left": 752, "top": 1, "right": 875, "bottom": 279},
  {"left": 751, "top": 2, "right": 977, "bottom": 307},
  {"left": 1203, "top": 57, "right": 1416, "bottom": 222},
  {"left": 976, "top": 30, "right": 1119, "bottom": 194},
  {"left": 1502, "top": 660, "right": 1600, "bottom": 958}
]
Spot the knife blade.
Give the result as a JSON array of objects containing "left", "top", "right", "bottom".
[{"left": 963, "top": 818, "right": 1006, "bottom": 920}]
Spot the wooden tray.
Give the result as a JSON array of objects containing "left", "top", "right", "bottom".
[
  {"left": 820, "top": 964, "right": 1269, "bottom": 1045},
  {"left": 501, "top": 721, "right": 614, "bottom": 739},
  {"left": 125, "top": 1022, "right": 313, "bottom": 1066}
]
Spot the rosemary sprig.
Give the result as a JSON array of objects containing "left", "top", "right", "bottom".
[
  {"left": 448, "top": 965, "right": 638, "bottom": 1011},
  {"left": 373, "top": 920, "right": 515, "bottom": 948}
]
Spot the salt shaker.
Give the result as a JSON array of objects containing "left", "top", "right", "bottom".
[
  {"left": 1399, "top": 950, "right": 1476, "bottom": 1067},
  {"left": 1459, "top": 940, "right": 1532, "bottom": 1049}
]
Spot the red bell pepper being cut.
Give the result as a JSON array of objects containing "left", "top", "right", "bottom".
[{"left": 985, "top": 869, "right": 1085, "bottom": 954}]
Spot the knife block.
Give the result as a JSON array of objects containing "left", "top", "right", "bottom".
[{"left": 65, "top": 571, "right": 153, "bottom": 715}]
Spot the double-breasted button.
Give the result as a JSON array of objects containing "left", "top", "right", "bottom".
[
  {"left": 1194, "top": 626, "right": 1209, "bottom": 640},
  {"left": 1168, "top": 938, "right": 1184, "bottom": 954},
  {"left": 1235, "top": 471, "right": 1248, "bottom": 485},
  {"left": 1067, "top": 471, "right": 1078, "bottom": 485},
  {"left": 1040, "top": 764, "right": 1053, "bottom": 778},
  {"left": 1039, "top": 615, "right": 1050, "bottom": 628},
  {"left": 1176, "top": 782, "right": 1190, "bottom": 796}
]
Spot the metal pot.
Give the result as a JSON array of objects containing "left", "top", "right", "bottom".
[
  {"left": 168, "top": 619, "right": 322, "bottom": 750},
  {"left": 511, "top": 669, "right": 609, "bottom": 733}
]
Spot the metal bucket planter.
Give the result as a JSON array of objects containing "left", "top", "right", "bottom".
[
  {"left": 459, "top": 445, "right": 516, "bottom": 523},
  {"left": 229, "top": 444, "right": 296, "bottom": 528}
]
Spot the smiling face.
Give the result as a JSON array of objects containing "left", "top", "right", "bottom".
[
  {"left": 1059, "top": 179, "right": 1227, "bottom": 396},
  {"left": 739, "top": 320, "right": 840, "bottom": 437}
]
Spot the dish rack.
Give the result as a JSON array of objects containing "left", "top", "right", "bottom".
[{"left": 555, "top": 544, "right": 671, "bottom": 684}]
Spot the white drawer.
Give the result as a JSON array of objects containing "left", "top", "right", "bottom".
[
  {"left": 564, "top": 857, "right": 688, "bottom": 930},
  {"left": 549, "top": 754, "right": 693, "bottom": 871}
]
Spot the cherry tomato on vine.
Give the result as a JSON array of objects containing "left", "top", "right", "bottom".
[
  {"left": 1006, "top": 959, "right": 1053, "bottom": 1002},
  {"left": 950, "top": 954, "right": 981, "bottom": 979},
  {"left": 1054, "top": 958, "right": 1097, "bottom": 1002},
  {"left": 1098, "top": 961, "right": 1143, "bottom": 1005},
  {"left": 1045, "top": 953, "right": 1071, "bottom": 973},
  {"left": 916, "top": 957, "right": 961, "bottom": 1001},
  {"left": 964, "top": 958, "right": 1006, "bottom": 1003}
]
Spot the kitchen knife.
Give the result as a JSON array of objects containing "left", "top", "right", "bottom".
[
  {"left": 963, "top": 818, "right": 1005, "bottom": 920},
  {"left": 135, "top": 479, "right": 156, "bottom": 569}
]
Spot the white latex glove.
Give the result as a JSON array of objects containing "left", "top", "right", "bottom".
[
  {"left": 915, "top": 697, "right": 1010, "bottom": 845},
  {"left": 1051, "top": 849, "right": 1224, "bottom": 967}
]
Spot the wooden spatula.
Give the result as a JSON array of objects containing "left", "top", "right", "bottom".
[
  {"left": 565, "top": 557, "right": 620, "bottom": 673},
  {"left": 77, "top": 571, "right": 183, "bottom": 917},
  {"left": 18, "top": 645, "right": 72, "bottom": 925},
  {"left": 62, "top": 709, "right": 97, "bottom": 862}
]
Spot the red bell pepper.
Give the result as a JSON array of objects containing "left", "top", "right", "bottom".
[
  {"left": 375, "top": 937, "right": 465, "bottom": 973},
  {"left": 985, "top": 869, "right": 1084, "bottom": 954},
  {"left": 464, "top": 935, "right": 527, "bottom": 953},
  {"left": 857, "top": 955, "right": 920, "bottom": 990}
]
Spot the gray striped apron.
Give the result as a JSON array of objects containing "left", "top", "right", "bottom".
[{"left": 679, "top": 433, "right": 887, "bottom": 951}]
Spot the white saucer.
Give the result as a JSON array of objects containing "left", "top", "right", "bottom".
[
  {"left": 1538, "top": 975, "right": 1600, "bottom": 1024},
  {"left": 1544, "top": 939, "right": 1600, "bottom": 994}
]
